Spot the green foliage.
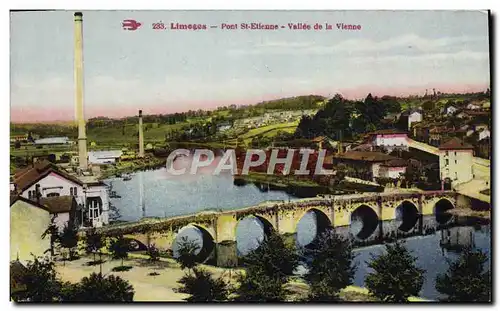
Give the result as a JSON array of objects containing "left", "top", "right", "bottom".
[
  {"left": 235, "top": 232, "right": 299, "bottom": 302},
  {"left": 41, "top": 215, "right": 59, "bottom": 256},
  {"left": 175, "top": 236, "right": 201, "bottom": 270},
  {"left": 17, "top": 256, "right": 62, "bottom": 302},
  {"left": 365, "top": 241, "right": 425, "bottom": 302},
  {"left": 305, "top": 230, "right": 357, "bottom": 301},
  {"left": 147, "top": 244, "right": 160, "bottom": 262},
  {"left": 108, "top": 235, "right": 129, "bottom": 267},
  {"left": 436, "top": 248, "right": 491, "bottom": 302},
  {"left": 177, "top": 267, "right": 228, "bottom": 302},
  {"left": 59, "top": 223, "right": 79, "bottom": 260},
  {"left": 65, "top": 272, "right": 134, "bottom": 302},
  {"left": 84, "top": 228, "right": 104, "bottom": 262}
]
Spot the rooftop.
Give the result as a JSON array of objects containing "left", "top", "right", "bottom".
[
  {"left": 367, "top": 129, "right": 408, "bottom": 135},
  {"left": 438, "top": 137, "right": 474, "bottom": 150},
  {"left": 334, "top": 151, "right": 399, "bottom": 162},
  {"left": 40, "top": 196, "right": 75, "bottom": 214}
]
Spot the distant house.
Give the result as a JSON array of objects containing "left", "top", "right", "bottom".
[
  {"left": 11, "top": 161, "right": 109, "bottom": 228},
  {"left": 466, "top": 103, "right": 481, "bottom": 110},
  {"left": 34, "top": 137, "right": 72, "bottom": 146},
  {"left": 333, "top": 151, "right": 405, "bottom": 181},
  {"left": 479, "top": 128, "right": 491, "bottom": 141},
  {"left": 400, "top": 109, "right": 422, "bottom": 130},
  {"left": 378, "top": 158, "right": 408, "bottom": 179},
  {"left": 88, "top": 150, "right": 123, "bottom": 165},
  {"left": 444, "top": 105, "right": 458, "bottom": 115},
  {"left": 217, "top": 122, "right": 232, "bottom": 132},
  {"left": 366, "top": 129, "right": 409, "bottom": 152}
]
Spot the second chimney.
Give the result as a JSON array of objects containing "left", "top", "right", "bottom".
[{"left": 138, "top": 110, "right": 144, "bottom": 158}]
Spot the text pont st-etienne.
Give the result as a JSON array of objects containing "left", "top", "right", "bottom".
[{"left": 222, "top": 22, "right": 362, "bottom": 30}]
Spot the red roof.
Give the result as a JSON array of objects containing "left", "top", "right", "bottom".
[
  {"left": 438, "top": 137, "right": 474, "bottom": 150},
  {"left": 333, "top": 151, "right": 398, "bottom": 162},
  {"left": 367, "top": 129, "right": 408, "bottom": 136}
]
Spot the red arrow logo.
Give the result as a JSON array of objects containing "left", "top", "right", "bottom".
[{"left": 122, "top": 19, "right": 142, "bottom": 31}]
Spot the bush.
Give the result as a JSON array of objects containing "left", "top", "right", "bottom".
[
  {"left": 436, "top": 248, "right": 491, "bottom": 302},
  {"left": 65, "top": 272, "right": 134, "bottom": 302},
  {"left": 16, "top": 256, "right": 62, "bottom": 302},
  {"left": 234, "top": 232, "right": 299, "bottom": 302},
  {"left": 177, "top": 267, "right": 228, "bottom": 302},
  {"left": 175, "top": 237, "right": 200, "bottom": 270},
  {"left": 108, "top": 235, "right": 129, "bottom": 268},
  {"left": 147, "top": 244, "right": 160, "bottom": 262},
  {"left": 365, "top": 241, "right": 425, "bottom": 302},
  {"left": 305, "top": 230, "right": 357, "bottom": 301}
]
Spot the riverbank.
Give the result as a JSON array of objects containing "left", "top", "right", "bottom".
[
  {"left": 55, "top": 253, "right": 429, "bottom": 302},
  {"left": 99, "top": 156, "right": 166, "bottom": 180},
  {"left": 449, "top": 207, "right": 490, "bottom": 220}
]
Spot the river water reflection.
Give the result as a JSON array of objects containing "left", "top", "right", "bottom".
[{"left": 107, "top": 169, "right": 491, "bottom": 301}]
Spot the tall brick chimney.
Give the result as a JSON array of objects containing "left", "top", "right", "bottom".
[{"left": 74, "top": 12, "right": 88, "bottom": 170}]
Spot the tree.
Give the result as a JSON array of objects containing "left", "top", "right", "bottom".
[
  {"left": 177, "top": 267, "right": 228, "bottom": 302},
  {"left": 66, "top": 272, "right": 134, "bottom": 302},
  {"left": 59, "top": 223, "right": 79, "bottom": 262},
  {"left": 14, "top": 141, "right": 21, "bottom": 149},
  {"left": 108, "top": 235, "right": 129, "bottom": 267},
  {"left": 84, "top": 228, "right": 104, "bottom": 263},
  {"left": 365, "top": 241, "right": 425, "bottom": 302},
  {"left": 305, "top": 230, "right": 357, "bottom": 301},
  {"left": 234, "top": 232, "right": 299, "bottom": 302},
  {"left": 436, "top": 248, "right": 491, "bottom": 302},
  {"left": 147, "top": 244, "right": 160, "bottom": 262},
  {"left": 175, "top": 236, "right": 200, "bottom": 270},
  {"left": 18, "top": 256, "right": 62, "bottom": 302},
  {"left": 41, "top": 215, "right": 59, "bottom": 257}
]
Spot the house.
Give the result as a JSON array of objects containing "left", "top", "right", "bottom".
[
  {"left": 40, "top": 196, "right": 80, "bottom": 230},
  {"left": 10, "top": 196, "right": 51, "bottom": 262},
  {"left": 34, "top": 137, "right": 72, "bottom": 146},
  {"left": 466, "top": 103, "right": 481, "bottom": 110},
  {"left": 378, "top": 158, "right": 408, "bottom": 179},
  {"left": 333, "top": 151, "right": 403, "bottom": 181},
  {"left": 88, "top": 150, "right": 123, "bottom": 165},
  {"left": 444, "top": 105, "right": 458, "bottom": 115},
  {"left": 217, "top": 122, "right": 232, "bottom": 132},
  {"left": 438, "top": 138, "right": 474, "bottom": 187},
  {"left": 400, "top": 109, "right": 422, "bottom": 130},
  {"left": 366, "top": 129, "right": 409, "bottom": 152},
  {"left": 11, "top": 161, "right": 109, "bottom": 228},
  {"left": 479, "top": 128, "right": 491, "bottom": 141}
]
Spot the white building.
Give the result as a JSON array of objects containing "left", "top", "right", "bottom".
[
  {"left": 444, "top": 105, "right": 458, "bottom": 115},
  {"left": 438, "top": 138, "right": 474, "bottom": 187},
  {"left": 34, "top": 137, "right": 72, "bottom": 145},
  {"left": 367, "top": 129, "right": 409, "bottom": 152},
  {"left": 378, "top": 159, "right": 407, "bottom": 179},
  {"left": 11, "top": 161, "right": 109, "bottom": 228},
  {"left": 479, "top": 129, "right": 491, "bottom": 141},
  {"left": 466, "top": 103, "right": 481, "bottom": 110},
  {"left": 88, "top": 150, "right": 123, "bottom": 165}
]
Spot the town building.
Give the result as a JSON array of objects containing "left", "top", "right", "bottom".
[
  {"left": 88, "top": 150, "right": 123, "bottom": 165},
  {"left": 34, "top": 137, "right": 72, "bottom": 146},
  {"left": 378, "top": 159, "right": 408, "bottom": 179},
  {"left": 444, "top": 105, "right": 458, "bottom": 115},
  {"left": 479, "top": 128, "right": 491, "bottom": 141},
  {"left": 466, "top": 102, "right": 481, "bottom": 110},
  {"left": 333, "top": 151, "right": 405, "bottom": 181},
  {"left": 11, "top": 161, "right": 109, "bottom": 228},
  {"left": 366, "top": 129, "right": 409, "bottom": 152},
  {"left": 400, "top": 109, "right": 422, "bottom": 130},
  {"left": 438, "top": 138, "right": 474, "bottom": 187},
  {"left": 10, "top": 196, "right": 51, "bottom": 262},
  {"left": 40, "top": 196, "right": 79, "bottom": 230}
]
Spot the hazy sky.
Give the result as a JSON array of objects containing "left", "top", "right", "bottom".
[{"left": 10, "top": 10, "right": 490, "bottom": 122}]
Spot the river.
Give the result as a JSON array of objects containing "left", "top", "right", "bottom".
[{"left": 106, "top": 168, "right": 491, "bottom": 301}]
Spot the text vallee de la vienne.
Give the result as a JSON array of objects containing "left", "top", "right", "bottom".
[
  {"left": 152, "top": 22, "right": 362, "bottom": 31},
  {"left": 166, "top": 148, "right": 336, "bottom": 176}
]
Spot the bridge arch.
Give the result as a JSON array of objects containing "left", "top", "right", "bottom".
[
  {"left": 434, "top": 198, "right": 454, "bottom": 224},
  {"left": 350, "top": 204, "right": 379, "bottom": 240},
  {"left": 395, "top": 200, "right": 420, "bottom": 232},
  {"left": 235, "top": 215, "right": 275, "bottom": 256},
  {"left": 172, "top": 223, "right": 215, "bottom": 264},
  {"left": 295, "top": 208, "right": 332, "bottom": 247}
]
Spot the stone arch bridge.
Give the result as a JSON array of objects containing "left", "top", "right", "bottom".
[{"left": 98, "top": 190, "right": 463, "bottom": 267}]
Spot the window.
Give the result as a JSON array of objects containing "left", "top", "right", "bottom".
[
  {"left": 87, "top": 197, "right": 103, "bottom": 221},
  {"left": 455, "top": 160, "right": 457, "bottom": 164},
  {"left": 28, "top": 190, "right": 33, "bottom": 199},
  {"left": 70, "top": 188, "right": 73, "bottom": 196},
  {"left": 70, "top": 187, "right": 78, "bottom": 196},
  {"left": 445, "top": 159, "right": 449, "bottom": 166},
  {"left": 445, "top": 151, "right": 449, "bottom": 156},
  {"left": 454, "top": 152, "right": 457, "bottom": 156},
  {"left": 74, "top": 187, "right": 77, "bottom": 196}
]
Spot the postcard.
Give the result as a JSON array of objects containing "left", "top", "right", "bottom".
[{"left": 10, "top": 10, "right": 491, "bottom": 303}]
